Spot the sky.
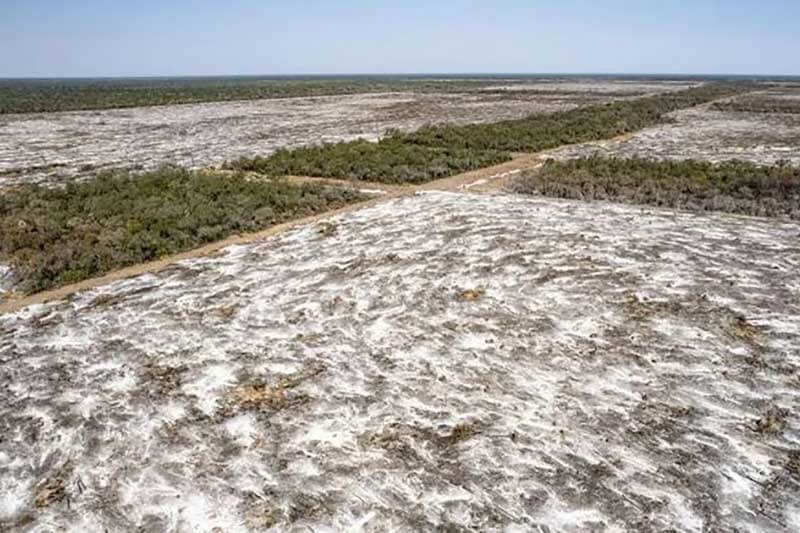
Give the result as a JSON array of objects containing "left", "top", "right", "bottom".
[{"left": 1, "top": 0, "right": 798, "bottom": 77}]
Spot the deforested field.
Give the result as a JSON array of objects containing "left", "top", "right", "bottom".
[
  {"left": 2, "top": 192, "right": 799, "bottom": 531},
  {"left": 1, "top": 76, "right": 800, "bottom": 532},
  {"left": 0, "top": 78, "right": 696, "bottom": 185}
]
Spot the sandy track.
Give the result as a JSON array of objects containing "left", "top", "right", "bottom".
[{"left": 2, "top": 192, "right": 799, "bottom": 531}]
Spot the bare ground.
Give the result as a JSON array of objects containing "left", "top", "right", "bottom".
[
  {"left": 2, "top": 191, "right": 799, "bottom": 532},
  {"left": 549, "top": 88, "right": 800, "bottom": 165},
  {"left": 0, "top": 81, "right": 694, "bottom": 186}
]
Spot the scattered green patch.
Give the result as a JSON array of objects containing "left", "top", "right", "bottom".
[
  {"left": 33, "top": 462, "right": 73, "bottom": 509},
  {"left": 226, "top": 138, "right": 510, "bottom": 184},
  {"left": 510, "top": 156, "right": 800, "bottom": 219},
  {"left": 457, "top": 288, "right": 485, "bottom": 301},
  {"left": 399, "top": 84, "right": 752, "bottom": 152},
  {"left": 0, "top": 167, "right": 364, "bottom": 293}
]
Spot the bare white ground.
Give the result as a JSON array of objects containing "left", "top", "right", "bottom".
[
  {"left": 478, "top": 81, "right": 697, "bottom": 93},
  {"left": 2, "top": 192, "right": 800, "bottom": 532},
  {"left": 549, "top": 92, "right": 800, "bottom": 166},
  {"left": 0, "top": 82, "right": 689, "bottom": 186}
]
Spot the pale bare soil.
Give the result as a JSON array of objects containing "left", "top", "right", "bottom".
[
  {"left": 478, "top": 80, "right": 697, "bottom": 93},
  {"left": 549, "top": 88, "right": 800, "bottom": 165},
  {"left": 0, "top": 81, "right": 694, "bottom": 186},
  {"left": 2, "top": 192, "right": 799, "bottom": 532}
]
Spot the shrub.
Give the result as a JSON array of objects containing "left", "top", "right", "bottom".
[
  {"left": 226, "top": 138, "right": 511, "bottom": 184},
  {"left": 0, "top": 167, "right": 364, "bottom": 293},
  {"left": 510, "top": 156, "right": 800, "bottom": 219}
]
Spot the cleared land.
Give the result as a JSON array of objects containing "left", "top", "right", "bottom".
[
  {"left": 713, "top": 84, "right": 800, "bottom": 114},
  {"left": 0, "top": 80, "right": 696, "bottom": 186},
  {"left": 2, "top": 192, "right": 799, "bottom": 531},
  {"left": 550, "top": 86, "right": 800, "bottom": 165}
]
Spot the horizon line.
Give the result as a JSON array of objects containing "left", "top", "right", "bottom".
[{"left": 2, "top": 71, "right": 799, "bottom": 81}]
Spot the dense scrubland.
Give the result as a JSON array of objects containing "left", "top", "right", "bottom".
[
  {"left": 226, "top": 138, "right": 510, "bottom": 184},
  {"left": 511, "top": 156, "right": 800, "bottom": 219},
  {"left": 0, "top": 168, "right": 364, "bottom": 292}
]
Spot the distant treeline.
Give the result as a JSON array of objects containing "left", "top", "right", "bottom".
[
  {"left": 0, "top": 75, "right": 759, "bottom": 115},
  {"left": 0, "top": 78, "right": 512, "bottom": 114},
  {"left": 2, "top": 83, "right": 774, "bottom": 295}
]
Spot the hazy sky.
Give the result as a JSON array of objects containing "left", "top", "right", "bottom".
[{"left": 2, "top": 0, "right": 798, "bottom": 77}]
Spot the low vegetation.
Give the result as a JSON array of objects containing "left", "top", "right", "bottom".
[
  {"left": 399, "top": 84, "right": 752, "bottom": 152},
  {"left": 226, "top": 139, "right": 510, "bottom": 184},
  {"left": 713, "top": 96, "right": 800, "bottom": 114},
  {"left": 510, "top": 157, "right": 800, "bottom": 219},
  {"left": 0, "top": 167, "right": 364, "bottom": 293},
  {"left": 0, "top": 77, "right": 517, "bottom": 114}
]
